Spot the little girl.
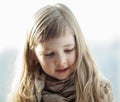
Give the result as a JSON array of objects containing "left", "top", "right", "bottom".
[{"left": 8, "top": 3, "right": 113, "bottom": 102}]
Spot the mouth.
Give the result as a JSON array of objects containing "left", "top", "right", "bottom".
[{"left": 55, "top": 67, "right": 69, "bottom": 73}]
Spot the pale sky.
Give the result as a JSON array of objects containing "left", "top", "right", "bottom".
[{"left": 0, "top": 0, "right": 120, "bottom": 52}]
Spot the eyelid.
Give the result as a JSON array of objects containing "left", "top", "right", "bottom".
[
  {"left": 41, "top": 50, "right": 52, "bottom": 55},
  {"left": 65, "top": 47, "right": 75, "bottom": 52},
  {"left": 44, "top": 52, "right": 54, "bottom": 57}
]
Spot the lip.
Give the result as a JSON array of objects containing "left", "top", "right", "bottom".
[{"left": 55, "top": 67, "right": 69, "bottom": 73}]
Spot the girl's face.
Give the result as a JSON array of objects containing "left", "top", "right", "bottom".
[{"left": 35, "top": 29, "right": 76, "bottom": 80}]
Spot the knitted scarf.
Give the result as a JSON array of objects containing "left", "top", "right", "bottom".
[{"left": 41, "top": 74, "right": 76, "bottom": 102}]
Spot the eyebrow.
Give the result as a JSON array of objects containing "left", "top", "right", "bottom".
[
  {"left": 39, "top": 50, "right": 51, "bottom": 55},
  {"left": 41, "top": 44, "right": 75, "bottom": 52},
  {"left": 40, "top": 48, "right": 53, "bottom": 52},
  {"left": 64, "top": 44, "right": 75, "bottom": 47}
]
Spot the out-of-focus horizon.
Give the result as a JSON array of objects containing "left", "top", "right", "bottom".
[{"left": 0, "top": 0, "right": 119, "bottom": 102}]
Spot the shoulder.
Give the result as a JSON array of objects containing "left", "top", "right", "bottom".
[{"left": 100, "top": 79, "right": 114, "bottom": 102}]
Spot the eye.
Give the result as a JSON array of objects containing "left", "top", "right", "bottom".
[
  {"left": 64, "top": 47, "right": 75, "bottom": 53},
  {"left": 44, "top": 52, "right": 54, "bottom": 57}
]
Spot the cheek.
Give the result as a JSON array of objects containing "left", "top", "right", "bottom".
[
  {"left": 39, "top": 57, "right": 53, "bottom": 70},
  {"left": 67, "top": 56, "right": 75, "bottom": 68},
  {"left": 69, "top": 51, "right": 76, "bottom": 64},
  {"left": 68, "top": 52, "right": 77, "bottom": 72},
  {"left": 71, "top": 55, "right": 76, "bottom": 65}
]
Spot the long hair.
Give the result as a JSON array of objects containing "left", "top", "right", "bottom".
[{"left": 8, "top": 3, "right": 112, "bottom": 102}]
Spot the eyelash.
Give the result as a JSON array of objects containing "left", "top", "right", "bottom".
[
  {"left": 44, "top": 48, "right": 75, "bottom": 57},
  {"left": 64, "top": 48, "right": 75, "bottom": 53},
  {"left": 44, "top": 52, "right": 54, "bottom": 57}
]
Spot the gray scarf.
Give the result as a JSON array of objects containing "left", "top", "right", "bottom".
[{"left": 41, "top": 74, "right": 76, "bottom": 102}]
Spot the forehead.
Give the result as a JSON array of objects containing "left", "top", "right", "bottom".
[
  {"left": 35, "top": 29, "right": 75, "bottom": 50},
  {"left": 36, "top": 24, "right": 73, "bottom": 43}
]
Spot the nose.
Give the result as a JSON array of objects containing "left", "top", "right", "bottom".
[{"left": 55, "top": 53, "right": 67, "bottom": 67}]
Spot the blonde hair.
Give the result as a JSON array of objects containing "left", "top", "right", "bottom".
[{"left": 8, "top": 3, "right": 113, "bottom": 102}]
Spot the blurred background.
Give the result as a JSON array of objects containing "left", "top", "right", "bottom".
[{"left": 0, "top": 0, "right": 119, "bottom": 102}]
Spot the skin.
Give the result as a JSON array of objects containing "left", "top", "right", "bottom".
[{"left": 35, "top": 29, "right": 76, "bottom": 80}]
